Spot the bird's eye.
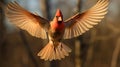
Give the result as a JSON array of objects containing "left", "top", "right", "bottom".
[{"left": 56, "top": 16, "right": 59, "bottom": 18}]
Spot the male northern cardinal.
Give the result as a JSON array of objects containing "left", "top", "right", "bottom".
[{"left": 5, "top": 0, "right": 109, "bottom": 61}]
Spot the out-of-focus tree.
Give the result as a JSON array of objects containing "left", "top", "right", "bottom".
[{"left": 1, "top": 0, "right": 120, "bottom": 67}]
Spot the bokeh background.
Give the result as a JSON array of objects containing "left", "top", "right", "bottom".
[{"left": 0, "top": 0, "right": 120, "bottom": 67}]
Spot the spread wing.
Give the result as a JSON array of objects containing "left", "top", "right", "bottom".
[
  {"left": 63, "top": 0, "right": 109, "bottom": 39},
  {"left": 5, "top": 1, "right": 49, "bottom": 39}
]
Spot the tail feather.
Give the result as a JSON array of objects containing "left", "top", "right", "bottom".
[
  {"left": 47, "top": 46, "right": 54, "bottom": 61},
  {"left": 62, "top": 44, "right": 71, "bottom": 52},
  {"left": 44, "top": 45, "right": 51, "bottom": 60},
  {"left": 37, "top": 41, "right": 71, "bottom": 61},
  {"left": 56, "top": 46, "right": 64, "bottom": 60},
  {"left": 40, "top": 47, "right": 48, "bottom": 59},
  {"left": 56, "top": 48, "right": 61, "bottom": 60},
  {"left": 38, "top": 43, "right": 51, "bottom": 60}
]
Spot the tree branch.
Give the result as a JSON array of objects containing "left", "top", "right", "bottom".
[
  {"left": 111, "top": 37, "right": 120, "bottom": 67},
  {"left": 19, "top": 31, "right": 39, "bottom": 67}
]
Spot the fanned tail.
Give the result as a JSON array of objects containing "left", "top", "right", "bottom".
[{"left": 37, "top": 41, "right": 71, "bottom": 61}]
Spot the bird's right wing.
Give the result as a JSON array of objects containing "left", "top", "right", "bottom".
[
  {"left": 63, "top": 0, "right": 109, "bottom": 39},
  {"left": 5, "top": 1, "right": 49, "bottom": 39}
]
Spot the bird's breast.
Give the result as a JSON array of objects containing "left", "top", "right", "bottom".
[
  {"left": 49, "top": 22, "right": 65, "bottom": 41},
  {"left": 51, "top": 22, "right": 65, "bottom": 31}
]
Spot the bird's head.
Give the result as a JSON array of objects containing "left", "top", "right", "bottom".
[{"left": 54, "top": 9, "right": 63, "bottom": 24}]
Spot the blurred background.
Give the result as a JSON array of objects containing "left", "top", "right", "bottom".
[{"left": 0, "top": 0, "right": 120, "bottom": 67}]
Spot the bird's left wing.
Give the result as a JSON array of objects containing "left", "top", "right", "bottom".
[
  {"left": 63, "top": 0, "right": 109, "bottom": 39},
  {"left": 5, "top": 1, "right": 49, "bottom": 39}
]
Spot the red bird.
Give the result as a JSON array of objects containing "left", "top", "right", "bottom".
[{"left": 5, "top": 0, "right": 109, "bottom": 61}]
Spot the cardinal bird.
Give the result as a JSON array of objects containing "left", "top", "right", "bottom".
[{"left": 5, "top": 0, "right": 109, "bottom": 61}]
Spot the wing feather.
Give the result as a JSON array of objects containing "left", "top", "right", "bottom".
[
  {"left": 5, "top": 1, "right": 49, "bottom": 39},
  {"left": 63, "top": 0, "right": 109, "bottom": 39}
]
